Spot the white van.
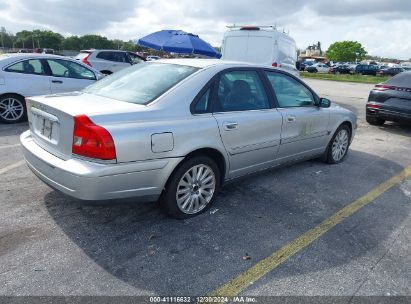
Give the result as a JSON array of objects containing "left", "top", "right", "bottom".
[{"left": 221, "top": 26, "right": 299, "bottom": 77}]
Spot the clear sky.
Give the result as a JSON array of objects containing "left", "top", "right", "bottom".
[{"left": 0, "top": 0, "right": 410, "bottom": 59}]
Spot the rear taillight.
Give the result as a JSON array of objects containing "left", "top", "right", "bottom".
[
  {"left": 375, "top": 84, "right": 411, "bottom": 92},
  {"left": 366, "top": 102, "right": 382, "bottom": 109},
  {"left": 72, "top": 115, "right": 116, "bottom": 161},
  {"left": 272, "top": 62, "right": 278, "bottom": 67},
  {"left": 82, "top": 53, "right": 92, "bottom": 67}
]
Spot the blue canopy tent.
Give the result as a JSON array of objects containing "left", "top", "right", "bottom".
[{"left": 135, "top": 30, "right": 221, "bottom": 58}]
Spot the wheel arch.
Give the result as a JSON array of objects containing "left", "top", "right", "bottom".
[
  {"left": 0, "top": 92, "right": 26, "bottom": 100},
  {"left": 164, "top": 147, "right": 229, "bottom": 192}
]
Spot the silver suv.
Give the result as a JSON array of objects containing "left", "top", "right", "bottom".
[{"left": 75, "top": 49, "right": 145, "bottom": 75}]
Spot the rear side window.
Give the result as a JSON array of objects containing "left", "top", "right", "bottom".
[
  {"left": 47, "top": 59, "right": 96, "bottom": 80},
  {"left": 97, "top": 51, "right": 128, "bottom": 63},
  {"left": 265, "top": 72, "right": 315, "bottom": 107},
  {"left": 96, "top": 51, "right": 113, "bottom": 61},
  {"left": 216, "top": 70, "right": 269, "bottom": 112},
  {"left": 5, "top": 59, "right": 45, "bottom": 75}
]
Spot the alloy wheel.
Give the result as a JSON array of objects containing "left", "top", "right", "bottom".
[
  {"left": 331, "top": 129, "right": 349, "bottom": 162},
  {"left": 0, "top": 97, "right": 24, "bottom": 122},
  {"left": 176, "top": 164, "right": 216, "bottom": 215}
]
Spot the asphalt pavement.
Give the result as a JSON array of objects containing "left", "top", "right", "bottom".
[{"left": 0, "top": 79, "right": 410, "bottom": 302}]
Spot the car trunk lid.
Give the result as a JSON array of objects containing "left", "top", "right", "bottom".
[{"left": 26, "top": 92, "right": 146, "bottom": 161}]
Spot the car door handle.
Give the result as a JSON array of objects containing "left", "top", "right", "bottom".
[
  {"left": 52, "top": 80, "right": 63, "bottom": 84},
  {"left": 223, "top": 122, "right": 238, "bottom": 130},
  {"left": 287, "top": 115, "right": 296, "bottom": 123}
]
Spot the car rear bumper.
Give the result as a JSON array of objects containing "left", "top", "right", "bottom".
[
  {"left": 366, "top": 108, "right": 411, "bottom": 122},
  {"left": 20, "top": 130, "right": 183, "bottom": 201}
]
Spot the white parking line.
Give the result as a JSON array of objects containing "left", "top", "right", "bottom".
[
  {"left": 0, "top": 143, "right": 20, "bottom": 150},
  {"left": 0, "top": 160, "right": 25, "bottom": 175}
]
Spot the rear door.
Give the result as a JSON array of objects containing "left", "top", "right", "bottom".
[
  {"left": 264, "top": 71, "right": 330, "bottom": 161},
  {"left": 212, "top": 69, "right": 283, "bottom": 178},
  {"left": 3, "top": 59, "right": 51, "bottom": 96},
  {"left": 45, "top": 59, "right": 97, "bottom": 93}
]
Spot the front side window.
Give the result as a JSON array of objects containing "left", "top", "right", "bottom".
[
  {"left": 265, "top": 72, "right": 315, "bottom": 107},
  {"left": 5, "top": 59, "right": 45, "bottom": 75},
  {"left": 216, "top": 70, "right": 269, "bottom": 112},
  {"left": 47, "top": 59, "right": 96, "bottom": 80},
  {"left": 84, "top": 63, "right": 199, "bottom": 105}
]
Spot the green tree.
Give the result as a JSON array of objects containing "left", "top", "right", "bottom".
[
  {"left": 62, "top": 35, "right": 81, "bottom": 50},
  {"left": 32, "top": 30, "right": 64, "bottom": 50},
  {"left": 79, "top": 35, "right": 114, "bottom": 50},
  {"left": 15, "top": 30, "right": 33, "bottom": 48},
  {"left": 325, "top": 41, "right": 367, "bottom": 62},
  {"left": 0, "top": 27, "right": 15, "bottom": 48}
]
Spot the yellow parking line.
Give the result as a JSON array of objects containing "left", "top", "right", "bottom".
[
  {"left": 0, "top": 160, "right": 25, "bottom": 175},
  {"left": 210, "top": 165, "right": 411, "bottom": 297}
]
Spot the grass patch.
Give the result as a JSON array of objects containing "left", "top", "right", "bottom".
[{"left": 301, "top": 71, "right": 390, "bottom": 84}]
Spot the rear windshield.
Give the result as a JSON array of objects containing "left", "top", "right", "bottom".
[
  {"left": 385, "top": 72, "right": 411, "bottom": 88},
  {"left": 83, "top": 63, "right": 199, "bottom": 104}
]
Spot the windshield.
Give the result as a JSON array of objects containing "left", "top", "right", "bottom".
[{"left": 84, "top": 63, "right": 199, "bottom": 104}]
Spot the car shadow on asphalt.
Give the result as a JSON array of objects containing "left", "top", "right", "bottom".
[
  {"left": 374, "top": 121, "right": 411, "bottom": 137},
  {"left": 43, "top": 150, "right": 410, "bottom": 295},
  {"left": 0, "top": 122, "right": 29, "bottom": 137}
]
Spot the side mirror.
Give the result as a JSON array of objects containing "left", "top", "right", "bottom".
[{"left": 318, "top": 97, "right": 331, "bottom": 108}]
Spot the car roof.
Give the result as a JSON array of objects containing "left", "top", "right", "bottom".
[
  {"left": 0, "top": 53, "right": 68, "bottom": 61},
  {"left": 80, "top": 49, "right": 130, "bottom": 53},
  {"left": 154, "top": 58, "right": 260, "bottom": 69}
]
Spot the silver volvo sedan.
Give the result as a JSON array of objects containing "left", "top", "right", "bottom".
[{"left": 21, "top": 59, "right": 357, "bottom": 218}]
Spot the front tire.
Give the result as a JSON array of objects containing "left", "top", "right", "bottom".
[
  {"left": 162, "top": 156, "right": 220, "bottom": 219},
  {"left": 0, "top": 94, "right": 27, "bottom": 124},
  {"left": 324, "top": 125, "right": 351, "bottom": 164}
]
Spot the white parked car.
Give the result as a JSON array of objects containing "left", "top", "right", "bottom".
[
  {"left": 75, "top": 50, "right": 146, "bottom": 75},
  {"left": 306, "top": 63, "right": 330, "bottom": 73},
  {"left": 221, "top": 25, "right": 299, "bottom": 77},
  {"left": 146, "top": 55, "right": 161, "bottom": 61},
  {"left": 0, "top": 53, "right": 103, "bottom": 123}
]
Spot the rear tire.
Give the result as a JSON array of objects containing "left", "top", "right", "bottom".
[
  {"left": 366, "top": 115, "right": 385, "bottom": 126},
  {"left": 0, "top": 94, "right": 27, "bottom": 124},
  {"left": 323, "top": 124, "right": 351, "bottom": 164},
  {"left": 161, "top": 156, "right": 220, "bottom": 219}
]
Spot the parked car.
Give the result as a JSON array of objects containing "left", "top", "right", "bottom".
[
  {"left": 75, "top": 50, "right": 146, "bottom": 75},
  {"left": 221, "top": 25, "right": 299, "bottom": 77},
  {"left": 305, "top": 63, "right": 330, "bottom": 73},
  {"left": 42, "top": 48, "right": 55, "bottom": 54},
  {"left": 146, "top": 55, "right": 161, "bottom": 61},
  {"left": 0, "top": 53, "right": 103, "bottom": 123},
  {"left": 21, "top": 59, "right": 356, "bottom": 219},
  {"left": 366, "top": 71, "right": 411, "bottom": 125},
  {"left": 330, "top": 65, "right": 352, "bottom": 74},
  {"left": 355, "top": 64, "right": 378, "bottom": 75},
  {"left": 377, "top": 67, "right": 404, "bottom": 77}
]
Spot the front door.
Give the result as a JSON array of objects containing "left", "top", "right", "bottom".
[{"left": 212, "top": 69, "right": 283, "bottom": 178}]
